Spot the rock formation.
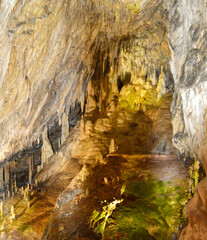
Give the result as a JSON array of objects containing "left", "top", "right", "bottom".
[
  {"left": 168, "top": 0, "right": 207, "bottom": 238},
  {"left": 41, "top": 127, "right": 54, "bottom": 169},
  {"left": 0, "top": 0, "right": 206, "bottom": 239},
  {"left": 61, "top": 111, "right": 70, "bottom": 144}
]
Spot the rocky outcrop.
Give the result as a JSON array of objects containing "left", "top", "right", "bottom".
[
  {"left": 169, "top": 0, "right": 207, "bottom": 161},
  {"left": 168, "top": 0, "right": 207, "bottom": 238}
]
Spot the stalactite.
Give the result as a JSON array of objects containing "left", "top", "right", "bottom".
[
  {"left": 0, "top": 201, "right": 3, "bottom": 217},
  {"left": 61, "top": 111, "right": 69, "bottom": 144},
  {"left": 80, "top": 116, "right": 85, "bottom": 139},
  {"left": 41, "top": 128, "right": 54, "bottom": 169},
  {"left": 11, "top": 179, "right": 13, "bottom": 193},
  {"left": 59, "top": 114, "right": 62, "bottom": 127},
  {"left": 3, "top": 193, "right": 5, "bottom": 201},
  {"left": 151, "top": 64, "right": 157, "bottom": 86},
  {"left": 28, "top": 156, "right": 34, "bottom": 184},
  {"left": 80, "top": 93, "right": 85, "bottom": 113},
  {"left": 37, "top": 136, "right": 40, "bottom": 145},
  {"left": 58, "top": 138, "right": 61, "bottom": 148},
  {"left": 156, "top": 66, "right": 167, "bottom": 99},
  {"left": 14, "top": 174, "right": 17, "bottom": 194},
  {"left": 4, "top": 163, "right": 10, "bottom": 188},
  {"left": 85, "top": 80, "right": 97, "bottom": 113},
  {"left": 0, "top": 167, "right": 3, "bottom": 190}
]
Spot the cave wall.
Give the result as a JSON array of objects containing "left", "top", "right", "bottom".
[
  {"left": 0, "top": 0, "right": 170, "bottom": 164},
  {"left": 168, "top": 0, "right": 207, "bottom": 165},
  {"left": 168, "top": 1, "right": 207, "bottom": 239},
  {"left": 1, "top": 0, "right": 207, "bottom": 238},
  {"left": 0, "top": 0, "right": 138, "bottom": 162}
]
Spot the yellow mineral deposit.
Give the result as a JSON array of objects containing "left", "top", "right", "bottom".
[
  {"left": 0, "top": 201, "right": 3, "bottom": 217},
  {"left": 10, "top": 205, "right": 15, "bottom": 222}
]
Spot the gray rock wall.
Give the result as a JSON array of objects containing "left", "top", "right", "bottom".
[{"left": 168, "top": 0, "right": 207, "bottom": 162}]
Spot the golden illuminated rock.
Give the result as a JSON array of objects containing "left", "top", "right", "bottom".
[{"left": 41, "top": 127, "right": 53, "bottom": 169}]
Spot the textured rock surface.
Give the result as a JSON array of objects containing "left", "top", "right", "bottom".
[
  {"left": 168, "top": 0, "right": 207, "bottom": 238},
  {"left": 169, "top": 0, "right": 207, "bottom": 161},
  {"left": 180, "top": 179, "right": 207, "bottom": 240},
  {"left": 1, "top": 0, "right": 207, "bottom": 239},
  {"left": 0, "top": 0, "right": 154, "bottom": 161}
]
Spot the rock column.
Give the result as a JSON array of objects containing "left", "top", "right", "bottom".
[{"left": 4, "top": 163, "right": 10, "bottom": 189}]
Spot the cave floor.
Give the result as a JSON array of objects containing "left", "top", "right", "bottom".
[
  {"left": 0, "top": 188, "right": 60, "bottom": 240},
  {"left": 44, "top": 154, "right": 188, "bottom": 239}
]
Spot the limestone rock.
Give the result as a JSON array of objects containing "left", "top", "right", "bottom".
[
  {"left": 61, "top": 112, "right": 69, "bottom": 144},
  {"left": 180, "top": 179, "right": 207, "bottom": 240},
  {"left": 169, "top": 0, "right": 207, "bottom": 158},
  {"left": 41, "top": 128, "right": 54, "bottom": 169}
]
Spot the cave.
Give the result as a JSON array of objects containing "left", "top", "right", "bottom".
[{"left": 0, "top": 0, "right": 207, "bottom": 239}]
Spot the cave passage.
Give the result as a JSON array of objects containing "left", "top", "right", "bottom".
[
  {"left": 0, "top": 38, "right": 191, "bottom": 240},
  {"left": 0, "top": 0, "right": 205, "bottom": 239}
]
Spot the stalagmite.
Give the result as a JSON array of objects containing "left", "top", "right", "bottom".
[
  {"left": 61, "top": 112, "right": 69, "bottom": 144},
  {"left": 142, "top": 104, "right": 146, "bottom": 112},
  {"left": 109, "top": 139, "right": 118, "bottom": 154},
  {"left": 24, "top": 187, "right": 30, "bottom": 203},
  {"left": 137, "top": 103, "right": 141, "bottom": 111},
  {"left": 37, "top": 165, "right": 41, "bottom": 173},
  {"left": 34, "top": 179, "right": 38, "bottom": 187},
  {"left": 0, "top": 167, "right": 3, "bottom": 190},
  {"left": 0, "top": 201, "right": 3, "bottom": 217},
  {"left": 8, "top": 190, "right": 10, "bottom": 198},
  {"left": 11, "top": 180, "right": 13, "bottom": 193},
  {"left": 10, "top": 205, "right": 15, "bottom": 222},
  {"left": 151, "top": 64, "right": 157, "bottom": 86},
  {"left": 41, "top": 127, "right": 54, "bottom": 169},
  {"left": 2, "top": 193, "right": 5, "bottom": 201},
  {"left": 21, "top": 186, "right": 24, "bottom": 196}
]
